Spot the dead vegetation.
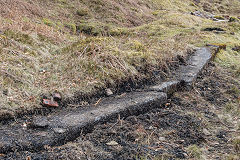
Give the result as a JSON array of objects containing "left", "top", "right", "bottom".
[{"left": 0, "top": 0, "right": 240, "bottom": 118}]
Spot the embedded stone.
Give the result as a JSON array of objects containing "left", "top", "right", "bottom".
[
  {"left": 43, "top": 99, "right": 59, "bottom": 107},
  {"left": 30, "top": 117, "right": 49, "bottom": 129},
  {"left": 105, "top": 88, "right": 113, "bottom": 96},
  {"left": 53, "top": 92, "right": 62, "bottom": 102},
  {"left": 53, "top": 128, "right": 66, "bottom": 134}
]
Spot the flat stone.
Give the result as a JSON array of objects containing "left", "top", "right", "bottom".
[
  {"left": 42, "top": 99, "right": 59, "bottom": 107},
  {"left": 105, "top": 88, "right": 113, "bottom": 96},
  {"left": 106, "top": 141, "right": 118, "bottom": 146},
  {"left": 30, "top": 117, "right": 49, "bottom": 129},
  {"left": 148, "top": 126, "right": 154, "bottom": 130},
  {"left": 159, "top": 137, "right": 166, "bottom": 141},
  {"left": 52, "top": 92, "right": 167, "bottom": 128},
  {"left": 53, "top": 128, "right": 66, "bottom": 134},
  {"left": 0, "top": 91, "right": 167, "bottom": 153},
  {"left": 149, "top": 80, "right": 181, "bottom": 94},
  {"left": 203, "top": 128, "right": 211, "bottom": 136},
  {"left": 178, "top": 47, "right": 212, "bottom": 85}
]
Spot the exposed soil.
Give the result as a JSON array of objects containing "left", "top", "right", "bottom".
[{"left": 2, "top": 61, "right": 240, "bottom": 160}]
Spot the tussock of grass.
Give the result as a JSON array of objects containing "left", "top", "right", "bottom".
[
  {"left": 233, "top": 138, "right": 240, "bottom": 153},
  {"left": 215, "top": 48, "right": 240, "bottom": 76},
  {"left": 187, "top": 145, "right": 202, "bottom": 159}
]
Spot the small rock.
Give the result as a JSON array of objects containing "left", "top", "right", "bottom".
[
  {"left": 42, "top": 99, "right": 59, "bottom": 107},
  {"left": 159, "top": 137, "right": 166, "bottom": 141},
  {"left": 53, "top": 128, "right": 66, "bottom": 134},
  {"left": 148, "top": 126, "right": 154, "bottom": 130},
  {"left": 203, "top": 128, "right": 211, "bottom": 136},
  {"left": 106, "top": 141, "right": 118, "bottom": 146},
  {"left": 0, "top": 154, "right": 5, "bottom": 157},
  {"left": 53, "top": 92, "right": 62, "bottom": 102},
  {"left": 34, "top": 131, "right": 48, "bottom": 137},
  {"left": 30, "top": 117, "right": 49, "bottom": 129},
  {"left": 105, "top": 88, "right": 113, "bottom": 96},
  {"left": 22, "top": 123, "right": 28, "bottom": 128}
]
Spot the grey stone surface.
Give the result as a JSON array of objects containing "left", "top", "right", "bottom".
[
  {"left": 53, "top": 128, "right": 66, "bottom": 134},
  {"left": 0, "top": 91, "right": 167, "bottom": 153},
  {"left": 105, "top": 88, "right": 113, "bottom": 96},
  {"left": 30, "top": 117, "right": 49, "bottom": 129},
  {"left": 148, "top": 47, "right": 214, "bottom": 93},
  {"left": 178, "top": 47, "right": 212, "bottom": 85},
  {"left": 148, "top": 80, "right": 181, "bottom": 94}
]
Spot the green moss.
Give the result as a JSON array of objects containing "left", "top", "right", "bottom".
[
  {"left": 130, "top": 40, "right": 145, "bottom": 52},
  {"left": 130, "top": 7, "right": 138, "bottom": 12},
  {"left": 214, "top": 15, "right": 225, "bottom": 20},
  {"left": 226, "top": 154, "right": 239, "bottom": 160},
  {"left": 77, "top": 23, "right": 102, "bottom": 36},
  {"left": 229, "top": 17, "right": 239, "bottom": 22},
  {"left": 189, "top": 2, "right": 198, "bottom": 7},
  {"left": 152, "top": 11, "right": 159, "bottom": 16},
  {"left": 61, "top": 37, "right": 105, "bottom": 54},
  {"left": 4, "top": 30, "right": 33, "bottom": 45},
  {"left": 211, "top": 43, "right": 227, "bottom": 50},
  {"left": 215, "top": 48, "right": 240, "bottom": 74},
  {"left": 109, "top": 28, "right": 130, "bottom": 36},
  {"left": 225, "top": 102, "right": 235, "bottom": 112},
  {"left": 43, "top": 18, "right": 54, "bottom": 27},
  {"left": 76, "top": 8, "right": 89, "bottom": 16},
  {"left": 233, "top": 138, "right": 240, "bottom": 153},
  {"left": 235, "top": 68, "right": 240, "bottom": 77},
  {"left": 65, "top": 23, "right": 77, "bottom": 34},
  {"left": 76, "top": 22, "right": 114, "bottom": 36},
  {"left": 229, "top": 23, "right": 240, "bottom": 32},
  {"left": 228, "top": 86, "right": 240, "bottom": 95},
  {"left": 187, "top": 145, "right": 202, "bottom": 159}
]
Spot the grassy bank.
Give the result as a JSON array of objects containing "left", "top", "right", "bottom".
[{"left": 0, "top": 0, "right": 240, "bottom": 118}]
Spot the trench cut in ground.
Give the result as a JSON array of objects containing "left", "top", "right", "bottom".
[{"left": 0, "top": 46, "right": 219, "bottom": 154}]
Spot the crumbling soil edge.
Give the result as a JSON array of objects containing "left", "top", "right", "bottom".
[{"left": 0, "top": 46, "right": 220, "bottom": 154}]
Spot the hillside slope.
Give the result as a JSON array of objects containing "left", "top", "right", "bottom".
[{"left": 0, "top": 0, "right": 240, "bottom": 119}]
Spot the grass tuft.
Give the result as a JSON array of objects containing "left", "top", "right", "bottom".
[{"left": 187, "top": 145, "right": 202, "bottom": 159}]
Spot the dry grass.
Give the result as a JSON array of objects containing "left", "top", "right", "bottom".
[{"left": 0, "top": 0, "right": 240, "bottom": 117}]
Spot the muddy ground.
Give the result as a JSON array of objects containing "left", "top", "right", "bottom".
[{"left": 2, "top": 62, "right": 240, "bottom": 159}]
